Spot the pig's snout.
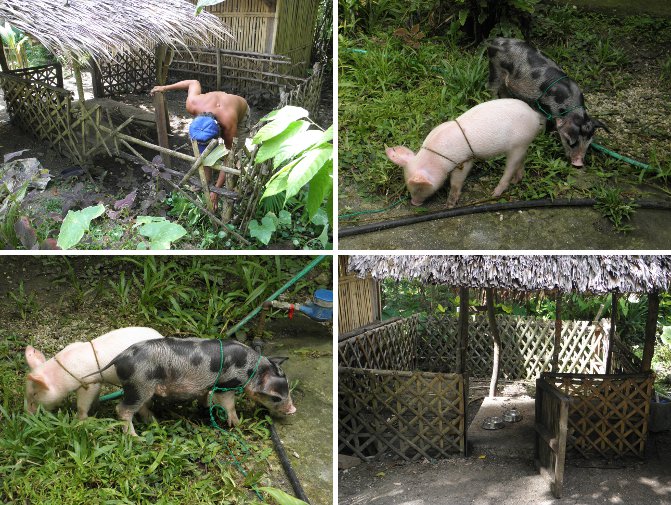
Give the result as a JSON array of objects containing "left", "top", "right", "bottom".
[
  {"left": 410, "top": 198, "right": 423, "bottom": 206},
  {"left": 571, "top": 157, "right": 584, "bottom": 168},
  {"left": 285, "top": 403, "right": 297, "bottom": 415}
]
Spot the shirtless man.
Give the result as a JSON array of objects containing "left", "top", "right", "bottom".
[{"left": 150, "top": 80, "right": 250, "bottom": 211}]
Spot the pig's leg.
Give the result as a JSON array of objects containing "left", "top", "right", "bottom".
[
  {"left": 447, "top": 161, "right": 474, "bottom": 208},
  {"left": 212, "top": 391, "right": 240, "bottom": 427},
  {"left": 137, "top": 401, "right": 155, "bottom": 423},
  {"left": 116, "top": 385, "right": 154, "bottom": 437},
  {"left": 493, "top": 147, "right": 527, "bottom": 197},
  {"left": 76, "top": 383, "right": 101, "bottom": 420}
]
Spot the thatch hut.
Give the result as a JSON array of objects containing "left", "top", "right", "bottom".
[{"left": 340, "top": 255, "right": 671, "bottom": 498}]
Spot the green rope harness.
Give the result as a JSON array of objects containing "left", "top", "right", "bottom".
[
  {"left": 208, "top": 339, "right": 264, "bottom": 501},
  {"left": 338, "top": 196, "right": 409, "bottom": 219},
  {"left": 535, "top": 75, "right": 584, "bottom": 120}
]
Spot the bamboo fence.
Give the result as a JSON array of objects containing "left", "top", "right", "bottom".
[
  {"left": 191, "top": 0, "right": 320, "bottom": 75},
  {"left": 8, "top": 62, "right": 63, "bottom": 88},
  {"left": 339, "top": 316, "right": 468, "bottom": 461},
  {"left": 542, "top": 372, "right": 654, "bottom": 458},
  {"left": 338, "top": 255, "right": 381, "bottom": 334},
  {"left": 91, "top": 51, "right": 156, "bottom": 98}
]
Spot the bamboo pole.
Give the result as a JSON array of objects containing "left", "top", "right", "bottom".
[
  {"left": 192, "top": 139, "right": 216, "bottom": 212},
  {"left": 486, "top": 287, "right": 501, "bottom": 398},
  {"left": 457, "top": 287, "right": 469, "bottom": 375},
  {"left": 641, "top": 291, "right": 660, "bottom": 372},
  {"left": 216, "top": 47, "right": 222, "bottom": 89},
  {"left": 153, "top": 91, "right": 171, "bottom": 167},
  {"left": 553, "top": 292, "right": 562, "bottom": 372},
  {"left": 605, "top": 292, "right": 618, "bottom": 374}
]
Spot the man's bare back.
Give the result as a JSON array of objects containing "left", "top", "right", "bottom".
[{"left": 150, "top": 79, "right": 249, "bottom": 210}]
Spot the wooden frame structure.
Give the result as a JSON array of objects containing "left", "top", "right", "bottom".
[{"left": 343, "top": 255, "right": 671, "bottom": 496}]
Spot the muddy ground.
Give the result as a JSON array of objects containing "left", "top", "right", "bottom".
[
  {"left": 0, "top": 256, "right": 333, "bottom": 504},
  {"left": 339, "top": 380, "right": 671, "bottom": 505}
]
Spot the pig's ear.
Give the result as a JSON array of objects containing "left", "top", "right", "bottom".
[
  {"left": 593, "top": 118, "right": 610, "bottom": 133},
  {"left": 408, "top": 174, "right": 432, "bottom": 188},
  {"left": 385, "top": 146, "right": 415, "bottom": 167},
  {"left": 25, "top": 346, "right": 47, "bottom": 370},
  {"left": 27, "top": 372, "right": 50, "bottom": 390},
  {"left": 268, "top": 356, "right": 289, "bottom": 366}
]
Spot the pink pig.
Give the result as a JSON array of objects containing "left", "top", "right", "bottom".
[
  {"left": 386, "top": 98, "right": 545, "bottom": 207},
  {"left": 24, "top": 327, "right": 163, "bottom": 419}
]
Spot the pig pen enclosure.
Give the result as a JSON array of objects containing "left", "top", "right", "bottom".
[
  {"left": 338, "top": 1, "right": 671, "bottom": 249},
  {"left": 338, "top": 255, "right": 671, "bottom": 501},
  {"left": 0, "top": 0, "right": 332, "bottom": 250},
  {"left": 0, "top": 255, "right": 333, "bottom": 504}
]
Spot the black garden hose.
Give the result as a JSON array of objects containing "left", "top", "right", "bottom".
[
  {"left": 270, "top": 423, "right": 311, "bottom": 504},
  {"left": 338, "top": 198, "right": 671, "bottom": 238}
]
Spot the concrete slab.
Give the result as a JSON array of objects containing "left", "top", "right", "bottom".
[{"left": 470, "top": 396, "right": 536, "bottom": 458}]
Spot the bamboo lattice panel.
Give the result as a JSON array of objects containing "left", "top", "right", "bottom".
[
  {"left": 416, "top": 315, "right": 607, "bottom": 379},
  {"left": 0, "top": 72, "right": 84, "bottom": 163},
  {"left": 339, "top": 316, "right": 419, "bottom": 371},
  {"left": 94, "top": 52, "right": 155, "bottom": 97},
  {"left": 278, "top": 62, "right": 324, "bottom": 119},
  {"left": 169, "top": 47, "right": 302, "bottom": 96},
  {"left": 9, "top": 63, "right": 63, "bottom": 88},
  {"left": 339, "top": 368, "right": 466, "bottom": 461},
  {"left": 544, "top": 372, "right": 654, "bottom": 458}
]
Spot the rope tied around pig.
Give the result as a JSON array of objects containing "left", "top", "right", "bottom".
[
  {"left": 420, "top": 118, "right": 478, "bottom": 166},
  {"left": 208, "top": 339, "right": 265, "bottom": 501},
  {"left": 535, "top": 75, "right": 585, "bottom": 120},
  {"left": 54, "top": 341, "right": 103, "bottom": 390}
]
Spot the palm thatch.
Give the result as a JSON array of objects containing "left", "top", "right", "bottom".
[
  {"left": 0, "top": 0, "right": 233, "bottom": 63},
  {"left": 348, "top": 255, "right": 671, "bottom": 294}
]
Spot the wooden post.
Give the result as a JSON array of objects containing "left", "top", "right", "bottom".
[
  {"left": 605, "top": 291, "right": 618, "bottom": 375},
  {"left": 153, "top": 91, "right": 171, "bottom": 168},
  {"left": 642, "top": 290, "right": 660, "bottom": 372},
  {"left": 154, "top": 45, "right": 171, "bottom": 167},
  {"left": 192, "top": 139, "right": 215, "bottom": 212},
  {"left": 0, "top": 38, "right": 10, "bottom": 72},
  {"left": 457, "top": 287, "right": 469, "bottom": 375},
  {"left": 486, "top": 287, "right": 501, "bottom": 398},
  {"left": 72, "top": 62, "right": 86, "bottom": 104},
  {"left": 553, "top": 292, "right": 562, "bottom": 372},
  {"left": 55, "top": 62, "right": 64, "bottom": 89},
  {"left": 89, "top": 59, "right": 104, "bottom": 98},
  {"left": 216, "top": 48, "right": 222, "bottom": 90}
]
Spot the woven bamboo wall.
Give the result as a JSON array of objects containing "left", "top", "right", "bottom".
[
  {"left": 338, "top": 256, "right": 381, "bottom": 334},
  {"left": 339, "top": 316, "right": 466, "bottom": 461},
  {"left": 543, "top": 372, "right": 654, "bottom": 458},
  {"left": 91, "top": 52, "right": 155, "bottom": 98},
  {"left": 192, "top": 0, "right": 319, "bottom": 75},
  {"left": 8, "top": 63, "right": 63, "bottom": 88},
  {"left": 416, "top": 314, "right": 608, "bottom": 379},
  {"left": 274, "top": 0, "right": 320, "bottom": 75}
]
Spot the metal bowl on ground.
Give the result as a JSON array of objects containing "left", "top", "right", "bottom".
[
  {"left": 503, "top": 408, "right": 522, "bottom": 423},
  {"left": 482, "top": 416, "right": 505, "bottom": 430}
]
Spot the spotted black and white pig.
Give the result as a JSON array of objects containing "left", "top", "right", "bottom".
[
  {"left": 92, "top": 337, "right": 296, "bottom": 436},
  {"left": 487, "top": 37, "right": 608, "bottom": 167}
]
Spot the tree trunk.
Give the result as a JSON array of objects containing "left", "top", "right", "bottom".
[
  {"left": 605, "top": 292, "right": 618, "bottom": 374},
  {"left": 486, "top": 287, "right": 501, "bottom": 398},
  {"left": 0, "top": 37, "right": 10, "bottom": 72},
  {"left": 642, "top": 291, "right": 660, "bottom": 372},
  {"left": 553, "top": 292, "right": 562, "bottom": 372}
]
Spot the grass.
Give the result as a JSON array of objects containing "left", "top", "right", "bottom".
[
  {"left": 0, "top": 255, "right": 332, "bottom": 504},
  {"left": 338, "top": 3, "right": 671, "bottom": 230}
]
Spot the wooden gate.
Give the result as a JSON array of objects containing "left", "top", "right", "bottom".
[{"left": 534, "top": 377, "right": 571, "bottom": 498}]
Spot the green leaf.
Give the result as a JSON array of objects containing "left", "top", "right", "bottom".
[
  {"left": 57, "top": 204, "right": 105, "bottom": 249},
  {"left": 316, "top": 223, "right": 329, "bottom": 248},
  {"left": 202, "top": 144, "right": 230, "bottom": 166},
  {"left": 278, "top": 209, "right": 292, "bottom": 226},
  {"left": 272, "top": 130, "right": 327, "bottom": 170},
  {"left": 305, "top": 159, "right": 333, "bottom": 221},
  {"left": 311, "top": 207, "right": 329, "bottom": 227},
  {"left": 285, "top": 147, "right": 333, "bottom": 200},
  {"left": 258, "top": 486, "right": 309, "bottom": 505},
  {"left": 259, "top": 106, "right": 309, "bottom": 124},
  {"left": 261, "top": 170, "right": 290, "bottom": 200},
  {"left": 458, "top": 9, "right": 469, "bottom": 26},
  {"left": 136, "top": 217, "right": 187, "bottom": 250},
  {"left": 194, "top": 0, "right": 225, "bottom": 15},
  {"left": 254, "top": 107, "right": 310, "bottom": 144},
  {"left": 248, "top": 215, "right": 277, "bottom": 245},
  {"left": 255, "top": 120, "right": 310, "bottom": 164},
  {"left": 319, "top": 125, "right": 334, "bottom": 144}
]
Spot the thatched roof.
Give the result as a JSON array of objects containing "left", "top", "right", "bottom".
[
  {"left": 348, "top": 255, "right": 671, "bottom": 294},
  {"left": 0, "top": 0, "right": 232, "bottom": 63}
]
